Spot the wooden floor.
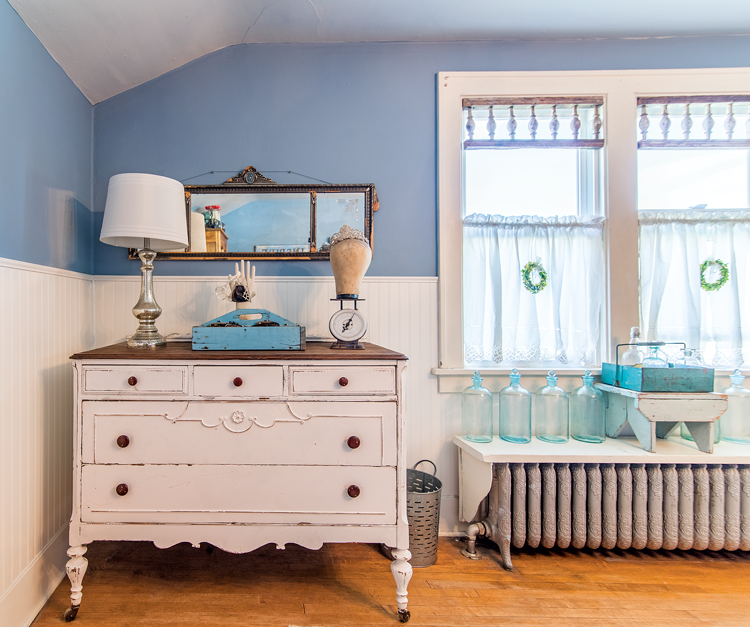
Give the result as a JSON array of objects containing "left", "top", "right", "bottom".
[{"left": 33, "top": 538, "right": 750, "bottom": 627}]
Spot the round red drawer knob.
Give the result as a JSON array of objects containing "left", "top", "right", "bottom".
[
  {"left": 116, "top": 435, "right": 130, "bottom": 448},
  {"left": 127, "top": 376, "right": 138, "bottom": 386},
  {"left": 338, "top": 377, "right": 349, "bottom": 387},
  {"left": 116, "top": 483, "right": 129, "bottom": 496},
  {"left": 347, "top": 436, "right": 361, "bottom": 449},
  {"left": 347, "top": 485, "right": 361, "bottom": 498},
  {"left": 233, "top": 377, "right": 243, "bottom": 387}
]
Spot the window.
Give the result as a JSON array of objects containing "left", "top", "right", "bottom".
[
  {"left": 637, "top": 97, "right": 750, "bottom": 367},
  {"left": 436, "top": 69, "right": 750, "bottom": 373},
  {"left": 461, "top": 100, "right": 605, "bottom": 367}
]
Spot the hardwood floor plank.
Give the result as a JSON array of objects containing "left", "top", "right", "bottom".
[{"left": 32, "top": 539, "right": 750, "bottom": 626}]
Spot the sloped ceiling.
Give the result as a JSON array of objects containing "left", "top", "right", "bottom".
[{"left": 9, "top": 0, "right": 750, "bottom": 104}]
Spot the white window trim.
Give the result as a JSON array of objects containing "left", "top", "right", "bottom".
[{"left": 436, "top": 68, "right": 750, "bottom": 374}]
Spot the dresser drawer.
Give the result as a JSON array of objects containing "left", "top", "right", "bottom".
[
  {"left": 193, "top": 365, "right": 283, "bottom": 397},
  {"left": 83, "top": 400, "right": 397, "bottom": 466},
  {"left": 81, "top": 464, "right": 396, "bottom": 525},
  {"left": 290, "top": 366, "right": 395, "bottom": 395},
  {"left": 82, "top": 366, "right": 187, "bottom": 395}
]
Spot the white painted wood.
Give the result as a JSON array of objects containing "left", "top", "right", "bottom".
[
  {"left": 290, "top": 365, "right": 395, "bottom": 395},
  {"left": 454, "top": 435, "right": 750, "bottom": 464},
  {"left": 193, "top": 365, "right": 283, "bottom": 397},
  {"left": 71, "top": 523, "right": 399, "bottom": 553},
  {"left": 597, "top": 384, "right": 726, "bottom": 453},
  {"left": 83, "top": 366, "right": 187, "bottom": 394},
  {"left": 0, "top": 258, "right": 93, "bottom": 623},
  {"left": 80, "top": 464, "right": 396, "bottom": 524},
  {"left": 457, "top": 447, "right": 492, "bottom": 523},
  {"left": 390, "top": 548, "right": 413, "bottom": 620},
  {"left": 0, "top": 527, "right": 68, "bottom": 627},
  {"left": 64, "top": 546, "right": 87, "bottom": 613},
  {"left": 437, "top": 70, "right": 750, "bottom": 368},
  {"left": 87, "top": 400, "right": 396, "bottom": 466},
  {"left": 637, "top": 397, "right": 727, "bottom": 422},
  {"left": 90, "top": 276, "right": 460, "bottom": 534},
  {"left": 69, "top": 343, "right": 411, "bottom": 618}
]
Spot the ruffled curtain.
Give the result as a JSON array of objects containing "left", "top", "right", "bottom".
[
  {"left": 639, "top": 210, "right": 750, "bottom": 368},
  {"left": 463, "top": 214, "right": 605, "bottom": 366}
]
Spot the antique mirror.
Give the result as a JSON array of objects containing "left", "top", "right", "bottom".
[{"left": 131, "top": 167, "right": 378, "bottom": 260}]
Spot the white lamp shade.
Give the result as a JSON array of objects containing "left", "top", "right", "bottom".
[{"left": 100, "top": 173, "right": 189, "bottom": 251}]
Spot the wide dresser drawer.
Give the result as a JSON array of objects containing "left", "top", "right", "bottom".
[
  {"left": 290, "top": 366, "right": 395, "bottom": 395},
  {"left": 80, "top": 464, "right": 396, "bottom": 525},
  {"left": 83, "top": 400, "right": 397, "bottom": 466},
  {"left": 82, "top": 366, "right": 187, "bottom": 395}
]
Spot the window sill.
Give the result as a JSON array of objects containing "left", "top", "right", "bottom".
[
  {"left": 431, "top": 367, "right": 749, "bottom": 394},
  {"left": 431, "top": 367, "right": 601, "bottom": 393}
]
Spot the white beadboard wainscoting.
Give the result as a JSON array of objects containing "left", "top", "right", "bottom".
[
  {"left": 92, "top": 275, "right": 462, "bottom": 531},
  {"left": 2, "top": 270, "right": 460, "bottom": 627},
  {"left": 0, "top": 258, "right": 94, "bottom": 627}
]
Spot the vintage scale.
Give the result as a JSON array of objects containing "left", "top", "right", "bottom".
[
  {"left": 328, "top": 225, "right": 372, "bottom": 350},
  {"left": 329, "top": 297, "right": 367, "bottom": 349}
]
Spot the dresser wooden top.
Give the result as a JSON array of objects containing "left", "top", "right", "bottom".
[{"left": 71, "top": 341, "right": 407, "bottom": 361}]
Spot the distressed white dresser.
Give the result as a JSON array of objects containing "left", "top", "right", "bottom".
[{"left": 65, "top": 342, "right": 412, "bottom": 622}]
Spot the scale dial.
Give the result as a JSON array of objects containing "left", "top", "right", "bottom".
[{"left": 329, "top": 308, "right": 367, "bottom": 343}]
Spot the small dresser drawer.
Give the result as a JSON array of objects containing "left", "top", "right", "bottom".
[
  {"left": 84, "top": 400, "right": 397, "bottom": 467},
  {"left": 290, "top": 366, "right": 395, "bottom": 395},
  {"left": 81, "top": 464, "right": 396, "bottom": 525},
  {"left": 193, "top": 366, "right": 283, "bottom": 397},
  {"left": 82, "top": 367, "right": 187, "bottom": 395}
]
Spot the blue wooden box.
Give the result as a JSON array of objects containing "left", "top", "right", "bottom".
[
  {"left": 600, "top": 362, "right": 714, "bottom": 392},
  {"left": 192, "top": 309, "right": 305, "bottom": 351}
]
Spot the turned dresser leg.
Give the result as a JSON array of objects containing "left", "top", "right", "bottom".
[
  {"left": 390, "top": 548, "right": 412, "bottom": 622},
  {"left": 63, "top": 545, "right": 88, "bottom": 622}
]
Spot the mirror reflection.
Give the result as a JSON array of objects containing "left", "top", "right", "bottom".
[{"left": 141, "top": 168, "right": 376, "bottom": 261}]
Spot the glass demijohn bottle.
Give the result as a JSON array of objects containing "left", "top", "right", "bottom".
[
  {"left": 462, "top": 371, "right": 493, "bottom": 443},
  {"left": 499, "top": 368, "right": 531, "bottom": 443},
  {"left": 620, "top": 326, "right": 643, "bottom": 366},
  {"left": 570, "top": 370, "right": 605, "bottom": 443},
  {"left": 719, "top": 369, "right": 750, "bottom": 445},
  {"left": 535, "top": 371, "right": 569, "bottom": 444},
  {"left": 641, "top": 346, "right": 667, "bottom": 368}
]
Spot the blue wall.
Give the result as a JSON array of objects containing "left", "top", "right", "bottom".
[
  {"left": 93, "top": 36, "right": 750, "bottom": 276},
  {"left": 1, "top": 1, "right": 93, "bottom": 273}
]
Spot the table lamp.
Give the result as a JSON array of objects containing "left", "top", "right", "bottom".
[{"left": 100, "top": 173, "right": 188, "bottom": 348}]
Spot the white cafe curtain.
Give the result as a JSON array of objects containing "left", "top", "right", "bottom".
[
  {"left": 639, "top": 210, "right": 750, "bottom": 368},
  {"left": 463, "top": 214, "right": 605, "bottom": 366}
]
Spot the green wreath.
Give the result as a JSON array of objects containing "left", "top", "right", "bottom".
[
  {"left": 700, "top": 259, "right": 729, "bottom": 292},
  {"left": 522, "top": 260, "right": 548, "bottom": 294}
]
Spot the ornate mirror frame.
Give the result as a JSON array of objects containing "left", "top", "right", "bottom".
[{"left": 130, "top": 167, "right": 378, "bottom": 260}]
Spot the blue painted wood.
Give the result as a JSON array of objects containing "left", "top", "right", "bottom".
[
  {"left": 601, "top": 363, "right": 714, "bottom": 393},
  {"left": 192, "top": 309, "right": 305, "bottom": 351}
]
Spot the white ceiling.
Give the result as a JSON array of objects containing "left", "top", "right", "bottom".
[{"left": 10, "top": 0, "right": 750, "bottom": 104}]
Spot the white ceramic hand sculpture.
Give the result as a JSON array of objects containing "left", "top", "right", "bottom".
[{"left": 215, "top": 260, "right": 256, "bottom": 309}]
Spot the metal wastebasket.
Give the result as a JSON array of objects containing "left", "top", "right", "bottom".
[{"left": 406, "top": 460, "right": 442, "bottom": 567}]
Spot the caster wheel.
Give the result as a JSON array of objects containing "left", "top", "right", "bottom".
[
  {"left": 63, "top": 606, "right": 79, "bottom": 622},
  {"left": 398, "top": 609, "right": 411, "bottom": 623}
]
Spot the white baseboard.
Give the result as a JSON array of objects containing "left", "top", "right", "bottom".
[{"left": 0, "top": 526, "right": 69, "bottom": 627}]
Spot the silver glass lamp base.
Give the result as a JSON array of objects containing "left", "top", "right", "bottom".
[{"left": 128, "top": 248, "right": 166, "bottom": 348}]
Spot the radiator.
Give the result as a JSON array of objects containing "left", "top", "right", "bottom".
[{"left": 466, "top": 462, "right": 750, "bottom": 568}]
